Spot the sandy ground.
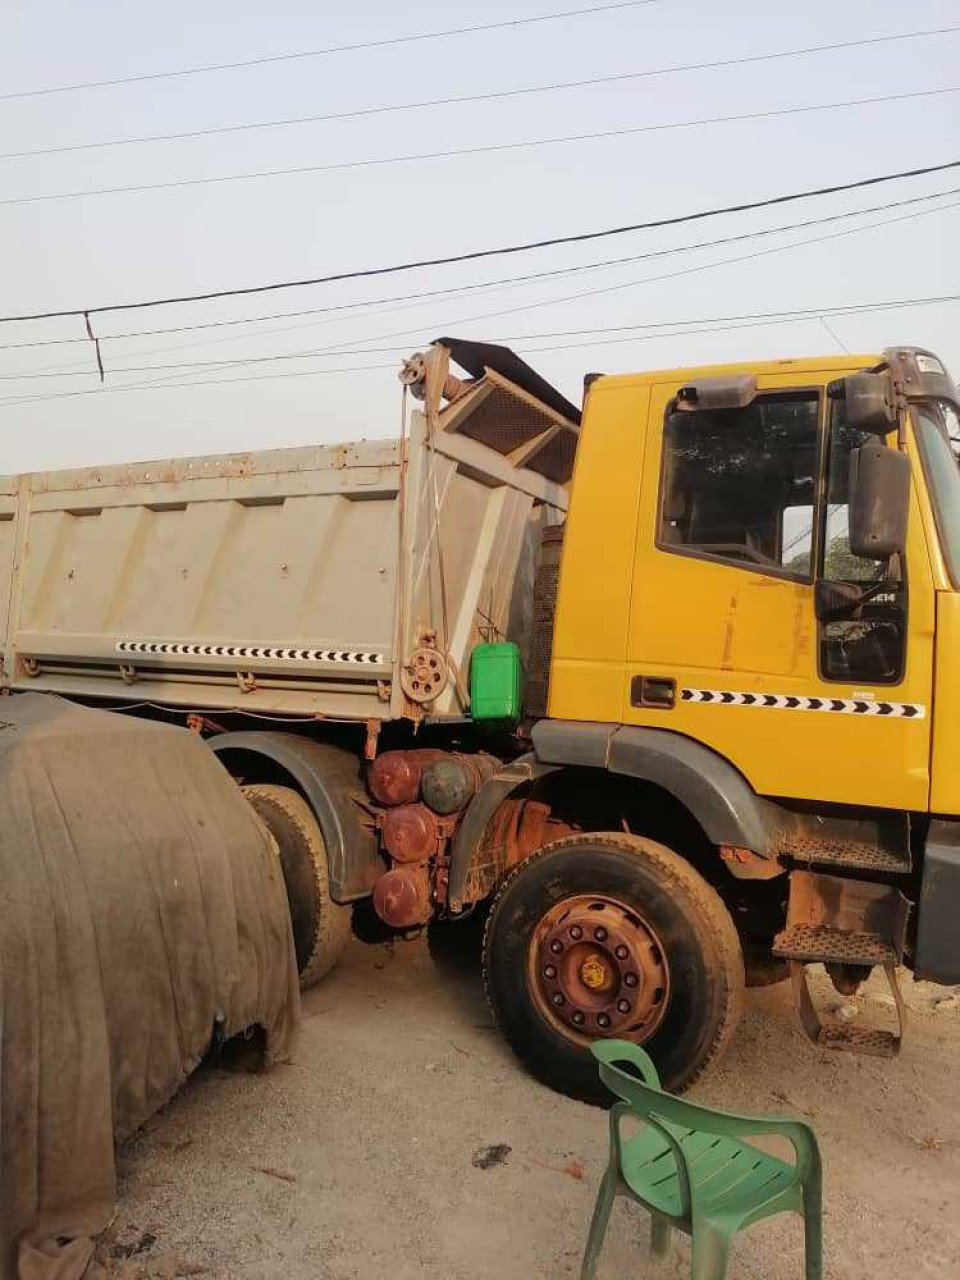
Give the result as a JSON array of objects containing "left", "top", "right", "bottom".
[{"left": 100, "top": 928, "right": 960, "bottom": 1280}]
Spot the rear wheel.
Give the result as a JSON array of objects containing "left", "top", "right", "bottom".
[
  {"left": 243, "top": 784, "right": 351, "bottom": 988},
  {"left": 482, "top": 833, "right": 744, "bottom": 1102}
]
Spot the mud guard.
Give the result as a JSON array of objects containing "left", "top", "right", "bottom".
[
  {"left": 532, "top": 720, "right": 779, "bottom": 855},
  {"left": 447, "top": 756, "right": 558, "bottom": 912},
  {"left": 209, "top": 731, "right": 382, "bottom": 902}
]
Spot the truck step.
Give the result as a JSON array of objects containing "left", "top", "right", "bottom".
[
  {"left": 786, "top": 956, "right": 905, "bottom": 1060},
  {"left": 782, "top": 842, "right": 910, "bottom": 874},
  {"left": 773, "top": 924, "right": 897, "bottom": 967},
  {"left": 816, "top": 1024, "right": 900, "bottom": 1057},
  {"left": 775, "top": 809, "right": 911, "bottom": 875}
]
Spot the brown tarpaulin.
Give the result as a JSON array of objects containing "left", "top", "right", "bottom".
[{"left": 0, "top": 695, "right": 300, "bottom": 1279}]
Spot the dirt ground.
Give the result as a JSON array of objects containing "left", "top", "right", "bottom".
[{"left": 100, "top": 927, "right": 960, "bottom": 1280}]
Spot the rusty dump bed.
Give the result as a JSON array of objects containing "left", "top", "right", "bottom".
[{"left": 0, "top": 344, "right": 573, "bottom": 722}]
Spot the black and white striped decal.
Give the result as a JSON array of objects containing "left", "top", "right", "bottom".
[
  {"left": 681, "top": 687, "right": 925, "bottom": 719},
  {"left": 116, "top": 640, "right": 385, "bottom": 665}
]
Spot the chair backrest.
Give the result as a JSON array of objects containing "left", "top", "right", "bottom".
[
  {"left": 591, "top": 1039, "right": 722, "bottom": 1131},
  {"left": 590, "top": 1040, "right": 818, "bottom": 1184}
]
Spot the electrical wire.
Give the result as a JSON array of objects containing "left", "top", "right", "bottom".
[
  {"left": 13, "top": 186, "right": 960, "bottom": 379},
  {"left": 165, "top": 192, "right": 960, "bottom": 366},
  {"left": 0, "top": 1, "right": 658, "bottom": 101},
  {"left": 3, "top": 158, "right": 960, "bottom": 325},
  {"left": 9, "top": 298, "right": 958, "bottom": 384},
  {"left": 4, "top": 199, "right": 959, "bottom": 409},
  {"left": 4, "top": 25, "right": 955, "bottom": 162},
  {"left": 6, "top": 182, "right": 957, "bottom": 355},
  {"left": 0, "top": 360, "right": 398, "bottom": 408},
  {"left": 4, "top": 86, "right": 957, "bottom": 211},
  {"left": 325, "top": 194, "right": 960, "bottom": 346}
]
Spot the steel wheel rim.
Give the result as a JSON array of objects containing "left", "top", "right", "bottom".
[{"left": 527, "top": 893, "right": 671, "bottom": 1046}]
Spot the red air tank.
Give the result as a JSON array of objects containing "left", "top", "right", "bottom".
[
  {"left": 367, "top": 749, "right": 446, "bottom": 807},
  {"left": 372, "top": 865, "right": 432, "bottom": 929},
  {"left": 381, "top": 803, "right": 438, "bottom": 864}
]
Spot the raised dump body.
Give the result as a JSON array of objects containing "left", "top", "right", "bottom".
[{"left": 0, "top": 349, "right": 574, "bottom": 722}]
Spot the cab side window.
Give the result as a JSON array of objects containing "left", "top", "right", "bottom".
[
  {"left": 659, "top": 392, "right": 819, "bottom": 577},
  {"left": 818, "top": 397, "right": 906, "bottom": 684}
]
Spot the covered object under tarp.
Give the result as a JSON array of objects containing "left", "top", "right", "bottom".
[{"left": 0, "top": 695, "right": 300, "bottom": 1280}]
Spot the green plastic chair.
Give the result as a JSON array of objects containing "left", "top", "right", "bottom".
[{"left": 581, "top": 1040, "right": 822, "bottom": 1280}]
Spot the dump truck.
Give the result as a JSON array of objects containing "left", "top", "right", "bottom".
[{"left": 2, "top": 337, "right": 959, "bottom": 1100}]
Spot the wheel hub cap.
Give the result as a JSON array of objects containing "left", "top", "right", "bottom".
[
  {"left": 579, "top": 955, "right": 609, "bottom": 990},
  {"left": 529, "top": 895, "right": 670, "bottom": 1043}
]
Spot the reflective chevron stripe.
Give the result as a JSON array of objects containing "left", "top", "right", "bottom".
[
  {"left": 116, "top": 641, "right": 386, "bottom": 665},
  {"left": 681, "top": 687, "right": 925, "bottom": 719}
]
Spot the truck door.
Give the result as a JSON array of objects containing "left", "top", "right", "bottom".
[{"left": 623, "top": 377, "right": 935, "bottom": 811}]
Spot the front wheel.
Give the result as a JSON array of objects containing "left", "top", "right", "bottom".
[{"left": 482, "top": 833, "right": 744, "bottom": 1102}]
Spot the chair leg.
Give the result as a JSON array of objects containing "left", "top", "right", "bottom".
[
  {"left": 690, "top": 1222, "right": 732, "bottom": 1280},
  {"left": 580, "top": 1169, "right": 618, "bottom": 1280},
  {"left": 651, "top": 1216, "right": 672, "bottom": 1261},
  {"left": 803, "top": 1181, "right": 824, "bottom": 1280}
]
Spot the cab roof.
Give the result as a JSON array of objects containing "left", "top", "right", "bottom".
[{"left": 591, "top": 352, "right": 878, "bottom": 390}]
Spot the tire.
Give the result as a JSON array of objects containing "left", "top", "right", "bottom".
[
  {"left": 482, "top": 833, "right": 744, "bottom": 1102},
  {"left": 243, "top": 784, "right": 351, "bottom": 988}
]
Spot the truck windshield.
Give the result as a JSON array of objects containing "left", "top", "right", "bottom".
[{"left": 914, "top": 400, "right": 960, "bottom": 587}]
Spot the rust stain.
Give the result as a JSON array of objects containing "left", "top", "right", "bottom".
[
  {"left": 791, "top": 599, "right": 810, "bottom": 669},
  {"left": 720, "top": 592, "right": 738, "bottom": 670}
]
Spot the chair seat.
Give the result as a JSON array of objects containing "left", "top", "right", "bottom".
[{"left": 621, "top": 1123, "right": 798, "bottom": 1221}]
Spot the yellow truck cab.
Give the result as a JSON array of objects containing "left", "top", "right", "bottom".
[{"left": 477, "top": 344, "right": 960, "bottom": 1099}]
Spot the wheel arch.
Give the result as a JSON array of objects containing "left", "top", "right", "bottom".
[
  {"left": 532, "top": 720, "right": 780, "bottom": 855},
  {"left": 449, "top": 725, "right": 784, "bottom": 911},
  {"left": 209, "top": 730, "right": 382, "bottom": 902}
]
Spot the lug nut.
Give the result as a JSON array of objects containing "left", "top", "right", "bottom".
[
  {"left": 570, "top": 925, "right": 583, "bottom": 940},
  {"left": 544, "top": 964, "right": 557, "bottom": 979},
  {"left": 624, "top": 973, "right": 639, "bottom": 988},
  {"left": 572, "top": 1011, "right": 585, "bottom": 1026},
  {"left": 594, "top": 927, "right": 608, "bottom": 942},
  {"left": 597, "top": 1013, "right": 611, "bottom": 1029},
  {"left": 550, "top": 940, "right": 563, "bottom": 954},
  {"left": 617, "top": 999, "right": 631, "bottom": 1014},
  {"left": 552, "top": 992, "right": 565, "bottom": 1007},
  {"left": 614, "top": 945, "right": 628, "bottom": 960}
]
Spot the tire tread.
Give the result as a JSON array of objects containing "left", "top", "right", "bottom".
[
  {"left": 243, "top": 783, "right": 351, "bottom": 988},
  {"left": 482, "top": 832, "right": 744, "bottom": 1098}
]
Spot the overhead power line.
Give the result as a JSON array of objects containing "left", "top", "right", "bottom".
[
  {"left": 0, "top": 1, "right": 657, "bottom": 102},
  {"left": 9, "top": 292, "right": 960, "bottom": 384},
  {"left": 510, "top": 294, "right": 960, "bottom": 341},
  {"left": 0, "top": 362, "right": 400, "bottom": 409},
  {"left": 4, "top": 25, "right": 955, "bottom": 162},
  {"left": 4, "top": 85, "right": 957, "bottom": 210},
  {"left": 338, "top": 195, "right": 960, "bottom": 344},
  {"left": 3, "top": 157, "right": 960, "bottom": 326},
  {"left": 7, "top": 285, "right": 960, "bottom": 412},
  {"left": 15, "top": 185, "right": 960, "bottom": 374},
  {"left": 6, "top": 199, "right": 959, "bottom": 399}
]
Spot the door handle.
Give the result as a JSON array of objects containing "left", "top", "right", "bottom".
[{"left": 630, "top": 675, "right": 677, "bottom": 710}]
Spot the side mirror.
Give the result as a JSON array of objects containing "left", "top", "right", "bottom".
[
  {"left": 848, "top": 443, "right": 910, "bottom": 559},
  {"left": 842, "top": 372, "right": 897, "bottom": 435}
]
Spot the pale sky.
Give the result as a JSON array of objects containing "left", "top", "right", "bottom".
[{"left": 3, "top": 0, "right": 958, "bottom": 473}]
